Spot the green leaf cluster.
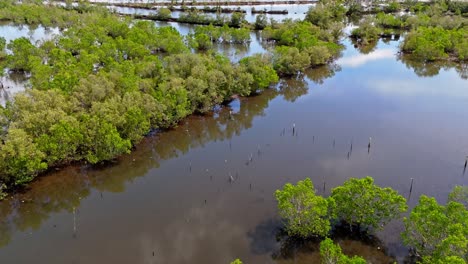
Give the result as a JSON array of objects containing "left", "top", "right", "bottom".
[
  {"left": 402, "top": 26, "right": 468, "bottom": 61},
  {"left": 320, "top": 238, "right": 367, "bottom": 264},
  {"left": 330, "top": 176, "right": 408, "bottom": 231},
  {"left": 188, "top": 24, "right": 251, "bottom": 51},
  {"left": 263, "top": 21, "right": 342, "bottom": 76},
  {"left": 402, "top": 187, "right": 468, "bottom": 263},
  {"left": 275, "top": 178, "right": 334, "bottom": 237},
  {"left": 275, "top": 177, "right": 407, "bottom": 237}
]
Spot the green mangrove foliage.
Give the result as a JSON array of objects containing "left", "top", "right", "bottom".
[
  {"left": 320, "top": 238, "right": 367, "bottom": 264},
  {"left": 154, "top": 7, "right": 172, "bottom": 21},
  {"left": 0, "top": 12, "right": 278, "bottom": 188},
  {"left": 401, "top": 26, "right": 468, "bottom": 61},
  {"left": 254, "top": 14, "right": 268, "bottom": 30},
  {"left": 263, "top": 20, "right": 343, "bottom": 76},
  {"left": 348, "top": 0, "right": 468, "bottom": 61},
  {"left": 350, "top": 18, "right": 382, "bottom": 45},
  {"left": 178, "top": 9, "right": 246, "bottom": 28},
  {"left": 0, "top": 1, "right": 105, "bottom": 28},
  {"left": 187, "top": 24, "right": 251, "bottom": 50},
  {"left": 275, "top": 177, "right": 406, "bottom": 238},
  {"left": 305, "top": 0, "right": 346, "bottom": 29},
  {"left": 277, "top": 177, "right": 468, "bottom": 262},
  {"left": 330, "top": 176, "right": 408, "bottom": 231},
  {"left": 448, "top": 186, "right": 468, "bottom": 208},
  {"left": 275, "top": 178, "right": 334, "bottom": 237},
  {"left": 0, "top": 37, "right": 6, "bottom": 61},
  {"left": 402, "top": 188, "right": 468, "bottom": 263}
]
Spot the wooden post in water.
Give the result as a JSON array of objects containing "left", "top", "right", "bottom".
[
  {"left": 407, "top": 178, "right": 415, "bottom": 200},
  {"left": 368, "top": 137, "right": 372, "bottom": 154},
  {"left": 292, "top": 123, "right": 295, "bottom": 136},
  {"left": 333, "top": 139, "right": 335, "bottom": 148},
  {"left": 72, "top": 207, "right": 77, "bottom": 238},
  {"left": 322, "top": 175, "right": 326, "bottom": 194},
  {"left": 464, "top": 156, "right": 467, "bottom": 175}
]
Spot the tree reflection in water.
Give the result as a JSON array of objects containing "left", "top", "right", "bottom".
[{"left": 247, "top": 218, "right": 397, "bottom": 263}]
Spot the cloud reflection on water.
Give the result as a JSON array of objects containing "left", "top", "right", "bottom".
[{"left": 338, "top": 49, "right": 395, "bottom": 68}]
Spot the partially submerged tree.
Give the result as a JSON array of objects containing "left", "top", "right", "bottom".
[
  {"left": 275, "top": 178, "right": 334, "bottom": 237},
  {"left": 320, "top": 238, "right": 367, "bottom": 264},
  {"left": 330, "top": 176, "right": 407, "bottom": 231},
  {"left": 448, "top": 185, "right": 468, "bottom": 209},
  {"left": 155, "top": 7, "right": 171, "bottom": 21}
]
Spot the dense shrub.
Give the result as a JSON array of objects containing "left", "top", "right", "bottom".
[
  {"left": 401, "top": 26, "right": 467, "bottom": 61},
  {"left": 350, "top": 18, "right": 381, "bottom": 44},
  {"left": 0, "top": 14, "right": 278, "bottom": 187}
]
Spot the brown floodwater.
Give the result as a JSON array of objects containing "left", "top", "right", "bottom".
[{"left": 0, "top": 23, "right": 467, "bottom": 264}]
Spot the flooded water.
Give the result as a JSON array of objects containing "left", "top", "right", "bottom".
[
  {"left": 111, "top": 4, "right": 311, "bottom": 22},
  {"left": 153, "top": 21, "right": 269, "bottom": 61},
  {"left": 0, "top": 22, "right": 59, "bottom": 105},
  {"left": 0, "top": 21, "right": 468, "bottom": 264}
]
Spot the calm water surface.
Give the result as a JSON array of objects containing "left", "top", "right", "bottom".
[
  {"left": 0, "top": 26, "right": 467, "bottom": 264},
  {"left": 111, "top": 4, "right": 311, "bottom": 22}
]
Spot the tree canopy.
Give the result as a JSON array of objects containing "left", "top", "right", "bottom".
[
  {"left": 275, "top": 178, "right": 334, "bottom": 237},
  {"left": 330, "top": 177, "right": 407, "bottom": 230},
  {"left": 402, "top": 188, "right": 468, "bottom": 263}
]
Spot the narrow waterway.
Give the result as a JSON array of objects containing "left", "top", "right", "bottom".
[{"left": 0, "top": 21, "right": 467, "bottom": 264}]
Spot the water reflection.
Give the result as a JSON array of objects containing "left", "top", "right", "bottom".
[
  {"left": 0, "top": 22, "right": 58, "bottom": 104},
  {"left": 109, "top": 4, "right": 311, "bottom": 23},
  {"left": 342, "top": 38, "right": 467, "bottom": 80},
  {"left": 0, "top": 61, "right": 341, "bottom": 257},
  {"left": 278, "top": 77, "right": 308, "bottom": 102},
  {"left": 399, "top": 55, "right": 467, "bottom": 79},
  {"left": 0, "top": 73, "right": 29, "bottom": 106},
  {"left": 0, "top": 22, "right": 467, "bottom": 264},
  {"left": 339, "top": 49, "right": 394, "bottom": 68},
  {"left": 304, "top": 64, "right": 341, "bottom": 85},
  {"left": 0, "top": 22, "right": 59, "bottom": 43},
  {"left": 0, "top": 88, "right": 279, "bottom": 249}
]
